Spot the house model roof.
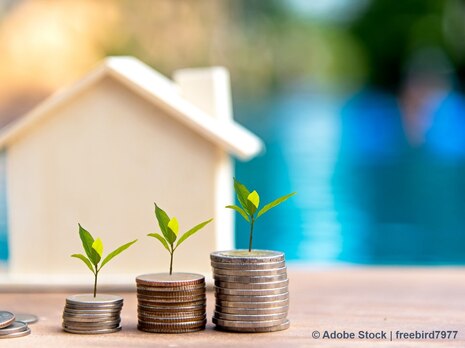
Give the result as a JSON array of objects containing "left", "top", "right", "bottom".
[{"left": 0, "top": 57, "right": 263, "bottom": 160}]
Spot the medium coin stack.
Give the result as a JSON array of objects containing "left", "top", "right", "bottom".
[
  {"left": 0, "top": 311, "right": 31, "bottom": 339},
  {"left": 136, "top": 273, "right": 206, "bottom": 333},
  {"left": 211, "top": 250, "right": 290, "bottom": 333},
  {"left": 62, "top": 294, "right": 123, "bottom": 334}
]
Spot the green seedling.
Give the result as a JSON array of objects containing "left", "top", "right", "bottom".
[
  {"left": 148, "top": 203, "right": 213, "bottom": 275},
  {"left": 227, "top": 178, "right": 296, "bottom": 252},
  {"left": 71, "top": 224, "right": 137, "bottom": 297}
]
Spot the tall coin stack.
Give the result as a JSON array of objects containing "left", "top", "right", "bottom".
[
  {"left": 136, "top": 273, "right": 206, "bottom": 333},
  {"left": 211, "top": 250, "right": 290, "bottom": 332},
  {"left": 62, "top": 294, "right": 123, "bottom": 334}
]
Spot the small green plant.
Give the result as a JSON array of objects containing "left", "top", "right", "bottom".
[
  {"left": 227, "top": 178, "right": 296, "bottom": 252},
  {"left": 71, "top": 224, "right": 137, "bottom": 297},
  {"left": 148, "top": 204, "right": 213, "bottom": 275}
]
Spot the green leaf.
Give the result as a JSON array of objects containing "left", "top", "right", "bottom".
[
  {"left": 175, "top": 218, "right": 213, "bottom": 249},
  {"left": 168, "top": 217, "right": 179, "bottom": 236},
  {"left": 256, "top": 192, "right": 297, "bottom": 219},
  {"left": 154, "top": 203, "right": 170, "bottom": 233},
  {"left": 71, "top": 253, "right": 95, "bottom": 274},
  {"left": 78, "top": 224, "right": 100, "bottom": 265},
  {"left": 148, "top": 233, "right": 171, "bottom": 252},
  {"left": 154, "top": 204, "right": 174, "bottom": 243},
  {"left": 247, "top": 191, "right": 260, "bottom": 208},
  {"left": 164, "top": 228, "right": 177, "bottom": 245},
  {"left": 247, "top": 190, "right": 260, "bottom": 215},
  {"left": 78, "top": 224, "right": 95, "bottom": 260},
  {"left": 92, "top": 238, "right": 103, "bottom": 258},
  {"left": 233, "top": 178, "right": 251, "bottom": 212},
  {"left": 99, "top": 239, "right": 138, "bottom": 270},
  {"left": 225, "top": 205, "right": 250, "bottom": 222}
]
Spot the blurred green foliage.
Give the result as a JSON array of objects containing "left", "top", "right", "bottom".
[
  {"left": 349, "top": 0, "right": 465, "bottom": 91},
  {"left": 108, "top": 0, "right": 464, "bottom": 95}
]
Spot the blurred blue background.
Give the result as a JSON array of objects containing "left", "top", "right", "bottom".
[{"left": 1, "top": 0, "right": 465, "bottom": 264}]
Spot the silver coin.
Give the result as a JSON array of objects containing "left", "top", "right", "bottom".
[
  {"left": 214, "top": 286, "right": 288, "bottom": 296},
  {"left": 62, "top": 315, "right": 120, "bottom": 323},
  {"left": 63, "top": 325, "right": 120, "bottom": 332},
  {"left": 0, "top": 311, "right": 15, "bottom": 329},
  {"left": 138, "top": 303, "right": 206, "bottom": 312},
  {"left": 216, "top": 298, "right": 289, "bottom": 309},
  {"left": 0, "top": 321, "right": 28, "bottom": 335},
  {"left": 64, "top": 305, "right": 122, "bottom": 311},
  {"left": 136, "top": 273, "right": 205, "bottom": 287},
  {"left": 211, "top": 250, "right": 284, "bottom": 263},
  {"left": 137, "top": 325, "right": 205, "bottom": 333},
  {"left": 138, "top": 312, "right": 206, "bottom": 319},
  {"left": 63, "top": 326, "right": 121, "bottom": 334},
  {"left": 136, "top": 295, "right": 206, "bottom": 303},
  {"left": 213, "top": 311, "right": 287, "bottom": 321},
  {"left": 63, "top": 310, "right": 121, "bottom": 317},
  {"left": 216, "top": 319, "right": 290, "bottom": 333},
  {"left": 215, "top": 292, "right": 289, "bottom": 302},
  {"left": 211, "top": 260, "right": 286, "bottom": 270},
  {"left": 138, "top": 309, "right": 205, "bottom": 318},
  {"left": 137, "top": 299, "right": 206, "bottom": 307},
  {"left": 13, "top": 314, "right": 38, "bottom": 324},
  {"left": 0, "top": 327, "right": 31, "bottom": 339},
  {"left": 215, "top": 305, "right": 288, "bottom": 315},
  {"left": 64, "top": 305, "right": 123, "bottom": 312},
  {"left": 66, "top": 294, "right": 123, "bottom": 305},
  {"left": 213, "top": 317, "right": 287, "bottom": 328},
  {"left": 63, "top": 318, "right": 120, "bottom": 327},
  {"left": 62, "top": 316, "right": 120, "bottom": 324},
  {"left": 213, "top": 267, "right": 287, "bottom": 277},
  {"left": 213, "top": 273, "right": 288, "bottom": 283},
  {"left": 65, "top": 301, "right": 123, "bottom": 307},
  {"left": 63, "top": 322, "right": 120, "bottom": 330},
  {"left": 137, "top": 288, "right": 205, "bottom": 296},
  {"left": 215, "top": 279, "right": 289, "bottom": 289},
  {"left": 136, "top": 284, "right": 206, "bottom": 292},
  {"left": 139, "top": 314, "right": 207, "bottom": 323},
  {"left": 63, "top": 326, "right": 122, "bottom": 334},
  {"left": 138, "top": 319, "right": 207, "bottom": 329},
  {"left": 63, "top": 308, "right": 121, "bottom": 315}
]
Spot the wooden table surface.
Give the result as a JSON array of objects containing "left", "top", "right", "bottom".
[{"left": 1, "top": 267, "right": 464, "bottom": 347}]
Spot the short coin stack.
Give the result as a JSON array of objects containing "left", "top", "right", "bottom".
[
  {"left": 211, "top": 250, "right": 290, "bottom": 332},
  {"left": 136, "top": 273, "right": 206, "bottom": 333},
  {"left": 0, "top": 311, "right": 31, "bottom": 339},
  {"left": 62, "top": 294, "right": 123, "bottom": 334}
]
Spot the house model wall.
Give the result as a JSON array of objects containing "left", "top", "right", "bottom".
[{"left": 0, "top": 57, "right": 263, "bottom": 285}]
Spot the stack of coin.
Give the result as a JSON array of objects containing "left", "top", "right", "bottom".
[
  {"left": 211, "top": 250, "right": 290, "bottom": 332},
  {"left": 0, "top": 311, "right": 31, "bottom": 339},
  {"left": 62, "top": 294, "right": 123, "bottom": 334},
  {"left": 136, "top": 273, "right": 206, "bottom": 333}
]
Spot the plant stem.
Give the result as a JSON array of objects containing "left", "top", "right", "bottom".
[
  {"left": 248, "top": 216, "right": 255, "bottom": 252},
  {"left": 93, "top": 270, "right": 98, "bottom": 298},
  {"left": 169, "top": 251, "right": 174, "bottom": 275}
]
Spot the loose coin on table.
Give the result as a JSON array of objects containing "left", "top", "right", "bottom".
[
  {"left": 0, "top": 321, "right": 31, "bottom": 339},
  {"left": 14, "top": 314, "right": 39, "bottom": 324},
  {"left": 0, "top": 311, "right": 15, "bottom": 329}
]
